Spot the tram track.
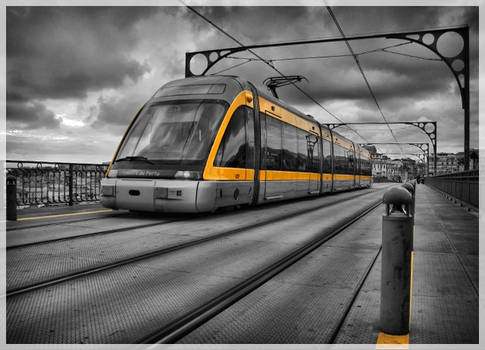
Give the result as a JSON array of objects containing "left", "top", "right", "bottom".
[
  {"left": 7, "top": 216, "right": 183, "bottom": 250},
  {"left": 139, "top": 198, "right": 383, "bottom": 344},
  {"left": 6, "top": 212, "right": 121, "bottom": 231},
  {"left": 6, "top": 187, "right": 388, "bottom": 298},
  {"left": 7, "top": 187, "right": 382, "bottom": 250}
]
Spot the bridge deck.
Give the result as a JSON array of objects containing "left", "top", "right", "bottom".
[
  {"left": 337, "top": 184, "right": 478, "bottom": 344},
  {"left": 4, "top": 184, "right": 479, "bottom": 344}
]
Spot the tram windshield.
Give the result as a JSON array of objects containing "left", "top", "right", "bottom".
[{"left": 116, "top": 100, "right": 227, "bottom": 167}]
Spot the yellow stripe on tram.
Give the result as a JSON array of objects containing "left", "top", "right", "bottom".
[{"left": 10, "top": 209, "right": 113, "bottom": 222}]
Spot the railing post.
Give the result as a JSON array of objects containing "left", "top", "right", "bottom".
[
  {"left": 380, "top": 187, "right": 414, "bottom": 335},
  {"left": 68, "top": 164, "right": 73, "bottom": 206},
  {"left": 7, "top": 175, "right": 17, "bottom": 221}
]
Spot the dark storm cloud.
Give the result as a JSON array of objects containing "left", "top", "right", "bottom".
[
  {"left": 92, "top": 94, "right": 148, "bottom": 136},
  {"left": 190, "top": 6, "right": 319, "bottom": 43},
  {"left": 188, "top": 6, "right": 477, "bottom": 107},
  {"left": 7, "top": 101, "right": 62, "bottom": 129},
  {"left": 7, "top": 7, "right": 155, "bottom": 102},
  {"left": 6, "top": 5, "right": 478, "bottom": 162},
  {"left": 7, "top": 6, "right": 159, "bottom": 131}
]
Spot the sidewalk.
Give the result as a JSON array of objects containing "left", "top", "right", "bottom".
[{"left": 336, "top": 183, "right": 478, "bottom": 344}]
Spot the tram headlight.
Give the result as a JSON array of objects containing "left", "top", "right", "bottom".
[
  {"left": 101, "top": 185, "right": 115, "bottom": 197},
  {"left": 174, "top": 171, "right": 201, "bottom": 180}
]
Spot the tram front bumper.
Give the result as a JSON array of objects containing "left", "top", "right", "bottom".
[{"left": 100, "top": 178, "right": 216, "bottom": 213}]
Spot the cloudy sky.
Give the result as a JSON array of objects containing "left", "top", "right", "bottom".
[{"left": 6, "top": 4, "right": 479, "bottom": 163}]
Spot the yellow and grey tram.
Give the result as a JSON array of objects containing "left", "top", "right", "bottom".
[{"left": 101, "top": 75, "right": 372, "bottom": 213}]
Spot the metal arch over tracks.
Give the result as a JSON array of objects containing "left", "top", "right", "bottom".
[
  {"left": 359, "top": 142, "right": 431, "bottom": 175},
  {"left": 185, "top": 26, "right": 470, "bottom": 170},
  {"left": 326, "top": 121, "right": 437, "bottom": 175}
]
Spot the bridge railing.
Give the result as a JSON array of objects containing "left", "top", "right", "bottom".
[
  {"left": 424, "top": 170, "right": 478, "bottom": 209},
  {"left": 6, "top": 160, "right": 109, "bottom": 207}
]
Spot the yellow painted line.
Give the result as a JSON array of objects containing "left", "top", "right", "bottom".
[
  {"left": 376, "top": 333, "right": 409, "bottom": 348},
  {"left": 9, "top": 209, "right": 113, "bottom": 222}
]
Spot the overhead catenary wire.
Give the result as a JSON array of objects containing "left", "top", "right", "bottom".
[
  {"left": 226, "top": 42, "right": 413, "bottom": 62},
  {"left": 210, "top": 59, "right": 252, "bottom": 75},
  {"left": 325, "top": 5, "right": 404, "bottom": 157},
  {"left": 183, "top": 5, "right": 371, "bottom": 144}
]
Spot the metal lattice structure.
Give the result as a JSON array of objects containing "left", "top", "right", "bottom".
[
  {"left": 360, "top": 142, "right": 431, "bottom": 175},
  {"left": 327, "top": 122, "right": 436, "bottom": 173},
  {"left": 185, "top": 26, "right": 469, "bottom": 170}
]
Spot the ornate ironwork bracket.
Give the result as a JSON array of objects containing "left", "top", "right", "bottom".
[
  {"left": 360, "top": 142, "right": 431, "bottom": 175},
  {"left": 326, "top": 121, "right": 437, "bottom": 173},
  {"left": 185, "top": 25, "right": 469, "bottom": 170}
]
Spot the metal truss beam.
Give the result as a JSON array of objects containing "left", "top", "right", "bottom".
[
  {"left": 360, "top": 142, "right": 431, "bottom": 175},
  {"left": 185, "top": 26, "right": 469, "bottom": 170},
  {"left": 326, "top": 121, "right": 436, "bottom": 173}
]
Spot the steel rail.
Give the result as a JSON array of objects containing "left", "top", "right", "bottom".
[
  {"left": 6, "top": 187, "right": 375, "bottom": 249},
  {"left": 140, "top": 198, "right": 383, "bottom": 344},
  {"left": 6, "top": 210, "right": 124, "bottom": 232},
  {"left": 328, "top": 245, "right": 382, "bottom": 343},
  {"left": 7, "top": 217, "right": 183, "bottom": 250},
  {"left": 6, "top": 187, "right": 387, "bottom": 298}
]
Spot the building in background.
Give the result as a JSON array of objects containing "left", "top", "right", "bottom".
[{"left": 429, "top": 149, "right": 478, "bottom": 175}]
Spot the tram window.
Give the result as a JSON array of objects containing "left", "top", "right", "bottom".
[
  {"left": 322, "top": 138, "right": 331, "bottom": 173},
  {"left": 283, "top": 124, "right": 298, "bottom": 171},
  {"left": 308, "top": 134, "right": 320, "bottom": 172},
  {"left": 215, "top": 106, "right": 252, "bottom": 168},
  {"left": 355, "top": 151, "right": 360, "bottom": 174},
  {"left": 117, "top": 100, "right": 227, "bottom": 164},
  {"left": 365, "top": 158, "right": 372, "bottom": 175},
  {"left": 245, "top": 109, "right": 255, "bottom": 168},
  {"left": 264, "top": 115, "right": 283, "bottom": 170},
  {"left": 333, "top": 144, "right": 347, "bottom": 174},
  {"left": 347, "top": 150, "right": 355, "bottom": 174},
  {"left": 296, "top": 129, "right": 308, "bottom": 171}
]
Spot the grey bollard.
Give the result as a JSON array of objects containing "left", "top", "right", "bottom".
[
  {"left": 380, "top": 187, "right": 414, "bottom": 335},
  {"left": 7, "top": 175, "right": 17, "bottom": 221}
]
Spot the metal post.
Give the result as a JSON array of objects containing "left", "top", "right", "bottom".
[
  {"left": 380, "top": 187, "right": 414, "bottom": 335},
  {"left": 464, "top": 29, "right": 470, "bottom": 170},
  {"left": 68, "top": 164, "right": 73, "bottom": 206},
  {"left": 7, "top": 175, "right": 17, "bottom": 221}
]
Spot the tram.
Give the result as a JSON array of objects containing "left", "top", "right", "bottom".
[{"left": 101, "top": 75, "right": 372, "bottom": 212}]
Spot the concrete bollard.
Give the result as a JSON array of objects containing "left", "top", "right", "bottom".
[
  {"left": 380, "top": 187, "right": 414, "bottom": 335},
  {"left": 6, "top": 175, "right": 17, "bottom": 221}
]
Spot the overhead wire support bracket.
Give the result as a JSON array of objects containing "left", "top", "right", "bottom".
[
  {"left": 185, "top": 25, "right": 469, "bottom": 170},
  {"left": 361, "top": 142, "right": 431, "bottom": 175},
  {"left": 325, "top": 121, "right": 437, "bottom": 173}
]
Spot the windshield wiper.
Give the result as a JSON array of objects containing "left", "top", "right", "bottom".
[{"left": 115, "top": 156, "right": 155, "bottom": 165}]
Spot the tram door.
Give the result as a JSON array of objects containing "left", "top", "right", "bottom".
[
  {"left": 356, "top": 147, "right": 362, "bottom": 187},
  {"left": 261, "top": 112, "right": 286, "bottom": 201},
  {"left": 213, "top": 105, "right": 255, "bottom": 207},
  {"left": 306, "top": 132, "right": 320, "bottom": 194},
  {"left": 351, "top": 144, "right": 357, "bottom": 188}
]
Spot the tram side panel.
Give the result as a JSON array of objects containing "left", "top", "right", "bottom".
[{"left": 259, "top": 110, "right": 321, "bottom": 203}]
